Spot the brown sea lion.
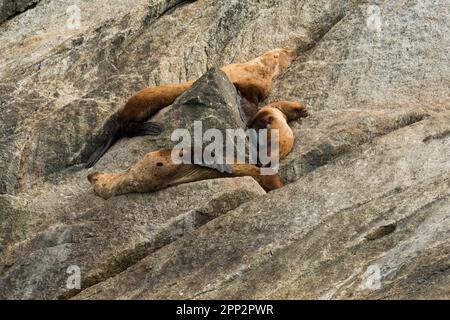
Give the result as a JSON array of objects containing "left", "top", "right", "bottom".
[
  {"left": 85, "top": 81, "right": 194, "bottom": 168},
  {"left": 223, "top": 48, "right": 297, "bottom": 122},
  {"left": 250, "top": 101, "right": 308, "bottom": 160},
  {"left": 87, "top": 149, "right": 284, "bottom": 199},
  {"left": 85, "top": 48, "right": 297, "bottom": 168}
]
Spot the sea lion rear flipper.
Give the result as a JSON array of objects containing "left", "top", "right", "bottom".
[
  {"left": 140, "top": 121, "right": 164, "bottom": 135},
  {"left": 85, "top": 124, "right": 121, "bottom": 168},
  {"left": 250, "top": 113, "right": 272, "bottom": 130},
  {"left": 126, "top": 121, "right": 164, "bottom": 136}
]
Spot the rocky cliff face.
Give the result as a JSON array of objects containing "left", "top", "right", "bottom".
[{"left": 0, "top": 0, "right": 449, "bottom": 299}]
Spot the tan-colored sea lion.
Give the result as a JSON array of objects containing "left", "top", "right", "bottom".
[
  {"left": 250, "top": 101, "right": 308, "bottom": 160},
  {"left": 223, "top": 48, "right": 296, "bottom": 119},
  {"left": 87, "top": 149, "right": 284, "bottom": 199},
  {"left": 85, "top": 81, "right": 195, "bottom": 168},
  {"left": 87, "top": 101, "right": 307, "bottom": 199},
  {"left": 85, "top": 48, "right": 297, "bottom": 168}
]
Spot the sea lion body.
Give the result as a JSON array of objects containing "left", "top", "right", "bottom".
[
  {"left": 118, "top": 81, "right": 195, "bottom": 125},
  {"left": 86, "top": 48, "right": 297, "bottom": 167},
  {"left": 88, "top": 149, "right": 284, "bottom": 199},
  {"left": 88, "top": 100, "right": 308, "bottom": 199},
  {"left": 222, "top": 48, "right": 296, "bottom": 123},
  {"left": 222, "top": 48, "right": 296, "bottom": 100},
  {"left": 120, "top": 48, "right": 296, "bottom": 125},
  {"left": 250, "top": 101, "right": 308, "bottom": 160}
]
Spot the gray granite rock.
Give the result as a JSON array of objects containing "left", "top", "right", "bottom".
[
  {"left": 0, "top": 176, "right": 266, "bottom": 299},
  {"left": 0, "top": 66, "right": 265, "bottom": 300},
  {"left": 75, "top": 113, "right": 450, "bottom": 300},
  {"left": 0, "top": 0, "right": 40, "bottom": 24},
  {"left": 0, "top": 0, "right": 449, "bottom": 300}
]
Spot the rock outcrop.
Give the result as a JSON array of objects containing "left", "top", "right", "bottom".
[
  {"left": 0, "top": 0, "right": 41, "bottom": 23},
  {"left": 0, "top": 0, "right": 449, "bottom": 299}
]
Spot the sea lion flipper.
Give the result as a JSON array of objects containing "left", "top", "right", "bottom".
[
  {"left": 195, "top": 161, "right": 233, "bottom": 174},
  {"left": 85, "top": 124, "right": 121, "bottom": 168},
  {"left": 137, "top": 121, "right": 164, "bottom": 135},
  {"left": 251, "top": 114, "right": 271, "bottom": 130},
  {"left": 124, "top": 121, "right": 164, "bottom": 137},
  {"left": 166, "top": 164, "right": 225, "bottom": 187}
]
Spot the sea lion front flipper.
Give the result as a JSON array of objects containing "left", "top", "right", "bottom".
[
  {"left": 186, "top": 161, "right": 283, "bottom": 192},
  {"left": 265, "top": 101, "right": 309, "bottom": 121},
  {"left": 250, "top": 112, "right": 272, "bottom": 130},
  {"left": 167, "top": 164, "right": 226, "bottom": 187},
  {"left": 195, "top": 160, "right": 233, "bottom": 174}
]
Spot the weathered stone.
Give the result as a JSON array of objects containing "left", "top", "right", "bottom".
[
  {"left": 1, "top": 0, "right": 449, "bottom": 300},
  {"left": 0, "top": 0, "right": 40, "bottom": 24},
  {"left": 0, "top": 195, "right": 30, "bottom": 254},
  {"left": 279, "top": 107, "right": 433, "bottom": 182},
  {"left": 0, "top": 177, "right": 265, "bottom": 299},
  {"left": 75, "top": 113, "right": 450, "bottom": 300}
]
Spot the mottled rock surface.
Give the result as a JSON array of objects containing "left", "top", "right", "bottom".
[
  {"left": 0, "top": 176, "right": 265, "bottom": 299},
  {"left": 0, "top": 0, "right": 449, "bottom": 299},
  {"left": 0, "top": 0, "right": 40, "bottom": 23},
  {"left": 76, "top": 113, "right": 450, "bottom": 299}
]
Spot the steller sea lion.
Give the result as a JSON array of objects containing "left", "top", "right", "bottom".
[
  {"left": 87, "top": 148, "right": 284, "bottom": 199},
  {"left": 250, "top": 101, "right": 308, "bottom": 160},
  {"left": 87, "top": 101, "right": 308, "bottom": 199},
  {"left": 223, "top": 48, "right": 297, "bottom": 122},
  {"left": 85, "top": 81, "right": 194, "bottom": 168},
  {"left": 85, "top": 48, "right": 297, "bottom": 168}
]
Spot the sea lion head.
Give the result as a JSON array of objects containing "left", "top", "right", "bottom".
[
  {"left": 276, "top": 48, "right": 297, "bottom": 71},
  {"left": 274, "top": 101, "right": 309, "bottom": 121},
  {"left": 256, "top": 101, "right": 308, "bottom": 123},
  {"left": 260, "top": 48, "right": 297, "bottom": 78},
  {"left": 87, "top": 149, "right": 178, "bottom": 199},
  {"left": 87, "top": 171, "right": 119, "bottom": 200},
  {"left": 87, "top": 171, "right": 101, "bottom": 184}
]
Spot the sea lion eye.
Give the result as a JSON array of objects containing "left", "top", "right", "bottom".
[{"left": 157, "top": 162, "right": 163, "bottom": 166}]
